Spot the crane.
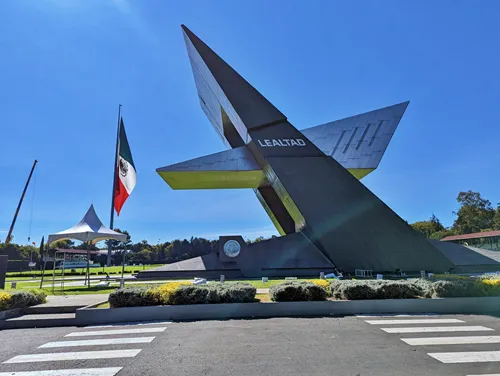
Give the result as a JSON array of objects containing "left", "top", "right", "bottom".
[{"left": 5, "top": 160, "right": 38, "bottom": 244}]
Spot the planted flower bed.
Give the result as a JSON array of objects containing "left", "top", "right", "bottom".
[
  {"left": 75, "top": 276, "right": 500, "bottom": 326},
  {"left": 109, "top": 282, "right": 256, "bottom": 308},
  {"left": 106, "top": 274, "right": 500, "bottom": 308}
]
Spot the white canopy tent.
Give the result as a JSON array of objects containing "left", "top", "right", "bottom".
[{"left": 46, "top": 205, "right": 127, "bottom": 287}]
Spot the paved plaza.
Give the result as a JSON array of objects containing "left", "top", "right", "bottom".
[{"left": 2, "top": 314, "right": 500, "bottom": 375}]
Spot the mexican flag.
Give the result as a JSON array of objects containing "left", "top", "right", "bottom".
[{"left": 114, "top": 118, "right": 136, "bottom": 215}]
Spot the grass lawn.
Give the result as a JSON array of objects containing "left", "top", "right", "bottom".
[
  {"left": 241, "top": 278, "right": 327, "bottom": 289},
  {"left": 1, "top": 277, "right": 330, "bottom": 296},
  {"left": 2, "top": 285, "right": 118, "bottom": 295},
  {"left": 255, "top": 293, "right": 271, "bottom": 302},
  {"left": 6, "top": 264, "right": 165, "bottom": 280}
]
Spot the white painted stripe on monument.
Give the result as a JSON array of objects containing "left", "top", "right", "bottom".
[
  {"left": 0, "top": 368, "right": 122, "bottom": 376},
  {"left": 428, "top": 351, "right": 500, "bottom": 364},
  {"left": 39, "top": 337, "right": 155, "bottom": 348},
  {"left": 66, "top": 327, "right": 166, "bottom": 337},
  {"left": 3, "top": 349, "right": 141, "bottom": 364},
  {"left": 402, "top": 336, "right": 500, "bottom": 346},
  {"left": 366, "top": 318, "right": 464, "bottom": 325},
  {"left": 382, "top": 326, "right": 494, "bottom": 334}
]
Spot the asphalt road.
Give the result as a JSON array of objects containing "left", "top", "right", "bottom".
[{"left": 1, "top": 314, "right": 500, "bottom": 376}]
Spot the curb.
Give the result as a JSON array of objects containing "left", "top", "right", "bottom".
[
  {"left": 76, "top": 296, "right": 500, "bottom": 326},
  {"left": 0, "top": 317, "right": 78, "bottom": 330}
]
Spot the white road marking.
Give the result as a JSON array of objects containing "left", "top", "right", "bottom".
[
  {"left": 87, "top": 320, "right": 171, "bottom": 328},
  {"left": 66, "top": 327, "right": 166, "bottom": 337},
  {"left": 467, "top": 374, "right": 500, "bottom": 376},
  {"left": 428, "top": 350, "right": 500, "bottom": 363},
  {"left": 0, "top": 368, "right": 122, "bottom": 376},
  {"left": 402, "top": 336, "right": 500, "bottom": 346},
  {"left": 365, "top": 318, "right": 464, "bottom": 325},
  {"left": 356, "top": 314, "right": 439, "bottom": 318},
  {"left": 3, "top": 349, "right": 141, "bottom": 364},
  {"left": 382, "top": 326, "right": 494, "bottom": 334},
  {"left": 39, "top": 337, "right": 155, "bottom": 348}
]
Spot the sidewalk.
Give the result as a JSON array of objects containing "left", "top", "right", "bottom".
[{"left": 37, "top": 294, "right": 109, "bottom": 307}]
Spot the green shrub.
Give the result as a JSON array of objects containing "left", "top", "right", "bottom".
[
  {"left": 170, "top": 283, "right": 256, "bottom": 305},
  {"left": 108, "top": 287, "right": 160, "bottom": 308},
  {"left": 329, "top": 279, "right": 430, "bottom": 300},
  {"left": 431, "top": 280, "right": 484, "bottom": 298},
  {"left": 209, "top": 283, "right": 256, "bottom": 303},
  {"left": 170, "top": 285, "right": 209, "bottom": 305},
  {"left": 377, "top": 281, "right": 422, "bottom": 299},
  {"left": 337, "top": 281, "right": 379, "bottom": 300},
  {"left": 407, "top": 279, "right": 434, "bottom": 298},
  {"left": 269, "top": 281, "right": 327, "bottom": 302},
  {"left": 329, "top": 278, "right": 500, "bottom": 300},
  {"left": 9, "top": 290, "right": 46, "bottom": 309}
]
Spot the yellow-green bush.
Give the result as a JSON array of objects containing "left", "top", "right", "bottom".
[
  {"left": 0, "top": 290, "right": 46, "bottom": 311},
  {"left": 432, "top": 274, "right": 472, "bottom": 281},
  {"left": 149, "top": 282, "right": 191, "bottom": 305},
  {"left": 0, "top": 291, "right": 12, "bottom": 311},
  {"left": 307, "top": 279, "right": 330, "bottom": 289}
]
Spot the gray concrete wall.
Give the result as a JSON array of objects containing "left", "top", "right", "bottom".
[{"left": 77, "top": 297, "right": 500, "bottom": 326}]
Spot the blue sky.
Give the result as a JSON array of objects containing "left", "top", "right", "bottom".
[{"left": 1, "top": 0, "right": 499, "bottom": 245}]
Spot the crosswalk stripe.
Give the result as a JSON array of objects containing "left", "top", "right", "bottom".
[
  {"left": 0, "top": 367, "right": 123, "bottom": 376},
  {"left": 382, "top": 326, "right": 494, "bottom": 333},
  {"left": 428, "top": 350, "right": 500, "bottom": 364},
  {"left": 356, "top": 314, "right": 439, "bottom": 318},
  {"left": 87, "top": 321, "right": 171, "bottom": 328},
  {"left": 365, "top": 318, "right": 464, "bottom": 325},
  {"left": 66, "top": 327, "right": 166, "bottom": 337},
  {"left": 39, "top": 337, "right": 155, "bottom": 348},
  {"left": 3, "top": 349, "right": 141, "bottom": 364},
  {"left": 402, "top": 336, "right": 500, "bottom": 346}
]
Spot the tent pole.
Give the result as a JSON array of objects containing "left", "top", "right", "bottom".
[
  {"left": 121, "top": 250, "right": 125, "bottom": 288},
  {"left": 61, "top": 251, "right": 66, "bottom": 290},
  {"left": 40, "top": 248, "right": 47, "bottom": 289},
  {"left": 51, "top": 250, "right": 56, "bottom": 294},
  {"left": 39, "top": 258, "right": 46, "bottom": 289},
  {"left": 87, "top": 242, "right": 90, "bottom": 288}
]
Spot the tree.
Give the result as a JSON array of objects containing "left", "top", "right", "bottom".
[
  {"left": 411, "top": 214, "right": 445, "bottom": 238},
  {"left": 107, "top": 229, "right": 132, "bottom": 251},
  {"left": 452, "top": 191, "right": 495, "bottom": 234},
  {"left": 494, "top": 203, "right": 500, "bottom": 231},
  {"left": 50, "top": 239, "right": 75, "bottom": 249},
  {"left": 429, "top": 229, "right": 455, "bottom": 240}
]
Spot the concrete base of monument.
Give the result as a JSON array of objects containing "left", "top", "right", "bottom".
[
  {"left": 76, "top": 297, "right": 500, "bottom": 326},
  {"left": 135, "top": 235, "right": 500, "bottom": 279},
  {"left": 136, "top": 233, "right": 337, "bottom": 279}
]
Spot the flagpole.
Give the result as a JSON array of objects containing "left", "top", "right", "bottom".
[{"left": 107, "top": 104, "right": 122, "bottom": 266}]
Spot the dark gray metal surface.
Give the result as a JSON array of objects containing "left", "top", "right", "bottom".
[{"left": 149, "top": 25, "right": 496, "bottom": 277}]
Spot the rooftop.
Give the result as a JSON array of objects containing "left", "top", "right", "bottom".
[{"left": 441, "top": 230, "right": 500, "bottom": 242}]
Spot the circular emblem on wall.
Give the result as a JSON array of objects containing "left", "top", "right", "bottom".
[
  {"left": 223, "top": 240, "right": 241, "bottom": 258},
  {"left": 119, "top": 159, "right": 129, "bottom": 178}
]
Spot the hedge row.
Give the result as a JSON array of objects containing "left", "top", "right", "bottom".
[
  {"left": 109, "top": 282, "right": 256, "bottom": 308},
  {"left": 329, "top": 279, "right": 500, "bottom": 300},
  {"left": 269, "top": 281, "right": 328, "bottom": 302},
  {"left": 0, "top": 290, "right": 47, "bottom": 311}
]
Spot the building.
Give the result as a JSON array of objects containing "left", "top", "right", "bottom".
[{"left": 139, "top": 25, "right": 499, "bottom": 279}]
